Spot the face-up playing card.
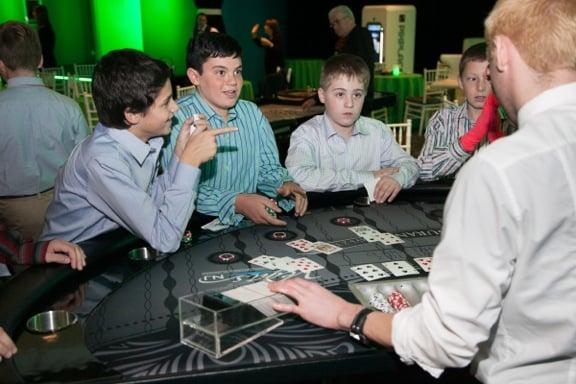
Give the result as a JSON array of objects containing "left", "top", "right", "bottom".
[
  {"left": 291, "top": 257, "right": 324, "bottom": 272},
  {"left": 348, "top": 226, "right": 380, "bottom": 242},
  {"left": 351, "top": 264, "right": 390, "bottom": 281},
  {"left": 248, "top": 255, "right": 280, "bottom": 270},
  {"left": 378, "top": 232, "right": 405, "bottom": 245},
  {"left": 381, "top": 261, "right": 420, "bottom": 277},
  {"left": 413, "top": 257, "right": 432, "bottom": 273},
  {"left": 311, "top": 242, "right": 343, "bottom": 255},
  {"left": 274, "top": 256, "right": 301, "bottom": 272},
  {"left": 286, "top": 239, "right": 314, "bottom": 252}
]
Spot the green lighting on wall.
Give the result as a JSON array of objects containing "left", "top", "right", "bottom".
[
  {"left": 0, "top": 0, "right": 27, "bottom": 24},
  {"left": 91, "top": 0, "right": 144, "bottom": 58}
]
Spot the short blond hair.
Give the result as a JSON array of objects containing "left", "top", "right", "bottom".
[{"left": 485, "top": 0, "right": 576, "bottom": 72}]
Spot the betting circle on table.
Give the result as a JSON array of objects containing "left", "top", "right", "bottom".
[
  {"left": 208, "top": 251, "right": 243, "bottom": 264},
  {"left": 264, "top": 230, "right": 297, "bottom": 241},
  {"left": 329, "top": 216, "right": 361, "bottom": 227}
]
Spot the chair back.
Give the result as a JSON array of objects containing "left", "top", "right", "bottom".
[
  {"left": 73, "top": 63, "right": 96, "bottom": 78},
  {"left": 40, "top": 66, "right": 67, "bottom": 94},
  {"left": 387, "top": 119, "right": 412, "bottom": 155},
  {"left": 371, "top": 106, "right": 388, "bottom": 123},
  {"left": 81, "top": 92, "right": 99, "bottom": 132},
  {"left": 423, "top": 68, "right": 449, "bottom": 103},
  {"left": 70, "top": 77, "right": 93, "bottom": 101},
  {"left": 176, "top": 85, "right": 196, "bottom": 99}
]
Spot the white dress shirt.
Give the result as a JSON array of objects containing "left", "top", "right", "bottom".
[
  {"left": 392, "top": 82, "right": 576, "bottom": 384},
  {"left": 286, "top": 114, "right": 419, "bottom": 192}
]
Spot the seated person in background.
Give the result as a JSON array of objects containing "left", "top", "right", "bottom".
[
  {"left": 0, "top": 21, "right": 89, "bottom": 241},
  {"left": 286, "top": 54, "right": 419, "bottom": 204},
  {"left": 1, "top": 223, "right": 85, "bottom": 269},
  {"left": 192, "top": 12, "right": 218, "bottom": 39},
  {"left": 417, "top": 43, "right": 504, "bottom": 182},
  {"left": 41, "top": 49, "right": 235, "bottom": 253},
  {"left": 0, "top": 327, "right": 16, "bottom": 362},
  {"left": 161, "top": 32, "right": 307, "bottom": 227}
]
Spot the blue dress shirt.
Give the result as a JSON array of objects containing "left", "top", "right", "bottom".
[{"left": 41, "top": 124, "right": 200, "bottom": 252}]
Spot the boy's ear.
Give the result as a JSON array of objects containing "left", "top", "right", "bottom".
[
  {"left": 123, "top": 107, "right": 142, "bottom": 126},
  {"left": 317, "top": 87, "right": 326, "bottom": 104},
  {"left": 187, "top": 67, "right": 200, "bottom": 86}
]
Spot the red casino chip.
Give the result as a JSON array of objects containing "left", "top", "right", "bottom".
[{"left": 387, "top": 291, "right": 411, "bottom": 311}]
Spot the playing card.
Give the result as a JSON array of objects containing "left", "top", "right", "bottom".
[
  {"left": 286, "top": 239, "right": 314, "bottom": 252},
  {"left": 363, "top": 177, "right": 379, "bottom": 202},
  {"left": 311, "top": 241, "right": 343, "bottom": 255},
  {"left": 351, "top": 264, "right": 390, "bottom": 281},
  {"left": 201, "top": 218, "right": 229, "bottom": 232},
  {"left": 348, "top": 226, "right": 380, "bottom": 242},
  {"left": 378, "top": 232, "right": 405, "bottom": 245},
  {"left": 274, "top": 256, "right": 300, "bottom": 272},
  {"left": 381, "top": 261, "right": 420, "bottom": 277},
  {"left": 248, "top": 255, "right": 280, "bottom": 270},
  {"left": 291, "top": 257, "right": 324, "bottom": 272},
  {"left": 413, "top": 257, "right": 432, "bottom": 273}
]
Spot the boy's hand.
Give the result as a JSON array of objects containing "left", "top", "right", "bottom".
[
  {"left": 277, "top": 181, "right": 308, "bottom": 216},
  {"left": 174, "top": 115, "right": 207, "bottom": 159},
  {"left": 373, "top": 176, "right": 401, "bottom": 203},
  {"left": 235, "top": 194, "right": 287, "bottom": 226},
  {"left": 45, "top": 239, "right": 86, "bottom": 271},
  {"left": 180, "top": 123, "right": 237, "bottom": 167}
]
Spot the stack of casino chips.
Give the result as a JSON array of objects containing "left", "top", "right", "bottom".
[
  {"left": 368, "top": 292, "right": 395, "bottom": 313},
  {"left": 386, "top": 291, "right": 411, "bottom": 311}
]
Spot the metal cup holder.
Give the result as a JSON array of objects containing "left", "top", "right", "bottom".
[
  {"left": 128, "top": 247, "right": 159, "bottom": 261},
  {"left": 26, "top": 310, "right": 77, "bottom": 334}
]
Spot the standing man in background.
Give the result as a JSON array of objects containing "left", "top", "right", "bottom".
[{"left": 0, "top": 21, "right": 89, "bottom": 241}]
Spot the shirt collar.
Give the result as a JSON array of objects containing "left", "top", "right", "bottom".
[
  {"left": 7, "top": 76, "right": 45, "bottom": 88},
  {"left": 190, "top": 91, "right": 238, "bottom": 123},
  {"left": 321, "top": 113, "right": 368, "bottom": 139},
  {"left": 99, "top": 124, "right": 163, "bottom": 165},
  {"left": 518, "top": 82, "right": 576, "bottom": 129}
]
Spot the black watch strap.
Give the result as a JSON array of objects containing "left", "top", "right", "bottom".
[{"left": 349, "top": 307, "right": 374, "bottom": 345}]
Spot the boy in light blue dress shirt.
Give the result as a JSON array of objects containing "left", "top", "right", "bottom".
[
  {"left": 41, "top": 49, "right": 235, "bottom": 252},
  {"left": 286, "top": 54, "right": 419, "bottom": 203}
]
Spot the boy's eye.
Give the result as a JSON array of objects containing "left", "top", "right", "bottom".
[
  {"left": 335, "top": 91, "right": 345, "bottom": 97},
  {"left": 234, "top": 69, "right": 242, "bottom": 75},
  {"left": 353, "top": 92, "right": 364, "bottom": 99}
]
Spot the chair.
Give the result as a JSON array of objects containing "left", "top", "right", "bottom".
[
  {"left": 81, "top": 93, "right": 98, "bottom": 132},
  {"left": 73, "top": 63, "right": 96, "bottom": 78},
  {"left": 70, "top": 76, "right": 93, "bottom": 101},
  {"left": 387, "top": 119, "right": 412, "bottom": 155},
  {"left": 176, "top": 85, "right": 196, "bottom": 99},
  {"left": 404, "top": 67, "right": 449, "bottom": 135},
  {"left": 371, "top": 106, "right": 389, "bottom": 123},
  {"left": 40, "top": 66, "right": 67, "bottom": 94}
]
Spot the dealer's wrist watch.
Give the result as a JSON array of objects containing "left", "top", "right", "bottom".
[{"left": 349, "top": 307, "right": 374, "bottom": 345}]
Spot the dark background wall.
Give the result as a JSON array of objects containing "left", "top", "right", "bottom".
[{"left": 218, "top": 0, "right": 495, "bottom": 93}]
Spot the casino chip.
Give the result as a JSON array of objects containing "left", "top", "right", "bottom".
[
  {"left": 330, "top": 216, "right": 361, "bottom": 227},
  {"left": 387, "top": 291, "right": 411, "bottom": 311},
  {"left": 264, "top": 230, "right": 297, "bottom": 241},
  {"left": 208, "top": 251, "right": 243, "bottom": 264}
]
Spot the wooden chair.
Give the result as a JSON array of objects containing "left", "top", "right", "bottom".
[
  {"left": 176, "top": 85, "right": 196, "bottom": 99},
  {"left": 404, "top": 68, "right": 449, "bottom": 135},
  {"left": 371, "top": 106, "right": 389, "bottom": 123},
  {"left": 73, "top": 63, "right": 96, "bottom": 78},
  {"left": 70, "top": 76, "right": 93, "bottom": 101},
  {"left": 39, "top": 66, "right": 67, "bottom": 95},
  {"left": 81, "top": 92, "right": 98, "bottom": 132},
  {"left": 387, "top": 119, "right": 412, "bottom": 155}
]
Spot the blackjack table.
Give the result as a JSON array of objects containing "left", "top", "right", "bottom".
[{"left": 0, "top": 182, "right": 479, "bottom": 384}]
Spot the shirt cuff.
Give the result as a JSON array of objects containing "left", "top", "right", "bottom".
[{"left": 392, "top": 307, "right": 445, "bottom": 379}]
